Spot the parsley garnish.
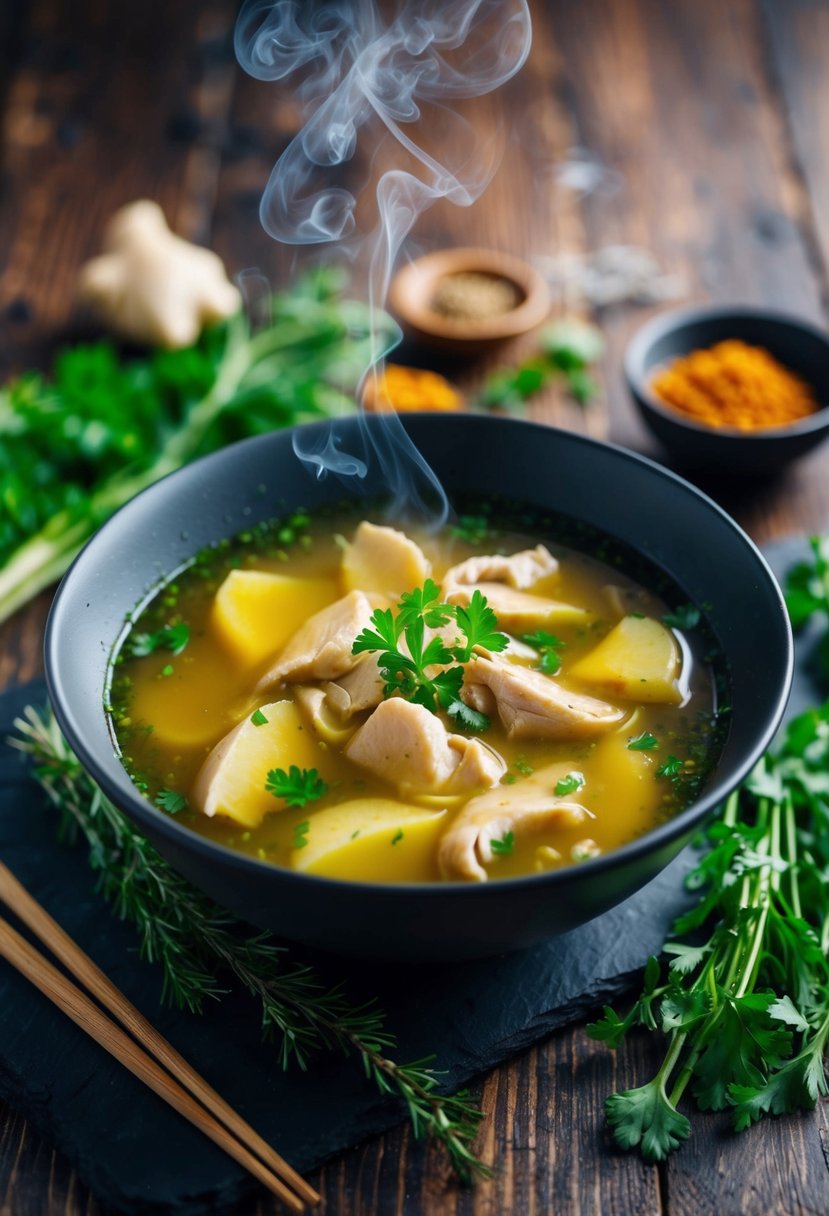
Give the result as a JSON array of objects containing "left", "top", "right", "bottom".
[
  {"left": 266, "top": 766, "right": 328, "bottom": 808},
  {"left": 292, "top": 820, "right": 310, "bottom": 849},
  {"left": 155, "top": 788, "right": 188, "bottom": 814},
  {"left": 662, "top": 604, "right": 701, "bottom": 631},
  {"left": 490, "top": 832, "right": 515, "bottom": 855},
  {"left": 450, "top": 515, "right": 491, "bottom": 545},
  {"left": 555, "top": 771, "right": 585, "bottom": 796},
  {"left": 446, "top": 699, "right": 490, "bottom": 733},
  {"left": 656, "top": 755, "right": 684, "bottom": 778},
  {"left": 250, "top": 708, "right": 269, "bottom": 726},
  {"left": 391, "top": 829, "right": 404, "bottom": 846},
  {"left": 523, "top": 630, "right": 565, "bottom": 675},
  {"left": 130, "top": 622, "right": 190, "bottom": 658},
  {"left": 160, "top": 664, "right": 174, "bottom": 678},
  {"left": 352, "top": 580, "right": 508, "bottom": 718},
  {"left": 628, "top": 731, "right": 659, "bottom": 751}
]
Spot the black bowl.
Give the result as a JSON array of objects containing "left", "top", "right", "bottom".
[
  {"left": 45, "top": 414, "right": 792, "bottom": 960},
  {"left": 625, "top": 305, "right": 829, "bottom": 474}
]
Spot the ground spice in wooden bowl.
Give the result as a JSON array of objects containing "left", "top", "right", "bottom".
[
  {"left": 651, "top": 339, "right": 819, "bottom": 431},
  {"left": 429, "top": 271, "right": 522, "bottom": 322}
]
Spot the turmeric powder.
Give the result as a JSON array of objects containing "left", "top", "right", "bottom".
[
  {"left": 651, "top": 339, "right": 819, "bottom": 431},
  {"left": 363, "top": 363, "right": 463, "bottom": 412}
]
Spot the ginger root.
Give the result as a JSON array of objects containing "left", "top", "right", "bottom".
[{"left": 78, "top": 200, "right": 241, "bottom": 348}]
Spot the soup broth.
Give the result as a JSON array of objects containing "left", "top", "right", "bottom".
[{"left": 110, "top": 506, "right": 722, "bottom": 884}]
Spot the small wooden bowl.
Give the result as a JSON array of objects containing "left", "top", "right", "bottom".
[{"left": 388, "top": 247, "right": 550, "bottom": 350}]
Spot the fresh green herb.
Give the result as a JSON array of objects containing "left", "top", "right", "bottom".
[
  {"left": 480, "top": 318, "right": 603, "bottom": 412},
  {"left": 490, "top": 832, "right": 515, "bottom": 856},
  {"left": 514, "top": 756, "right": 534, "bottom": 776},
  {"left": 785, "top": 536, "right": 829, "bottom": 679},
  {"left": 589, "top": 704, "right": 829, "bottom": 1161},
  {"left": 446, "top": 699, "right": 490, "bottom": 733},
  {"left": 266, "top": 766, "right": 328, "bottom": 809},
  {"left": 523, "top": 630, "right": 566, "bottom": 675},
  {"left": 450, "top": 515, "right": 491, "bottom": 545},
  {"left": 628, "top": 731, "right": 659, "bottom": 751},
  {"left": 250, "top": 708, "right": 269, "bottom": 727},
  {"left": 160, "top": 664, "right": 174, "bottom": 678},
  {"left": 0, "top": 269, "right": 389, "bottom": 628},
  {"left": 555, "top": 771, "right": 585, "bottom": 796},
  {"left": 292, "top": 820, "right": 310, "bottom": 849},
  {"left": 155, "top": 788, "right": 188, "bottom": 814},
  {"left": 352, "top": 581, "right": 507, "bottom": 720},
  {"left": 12, "top": 706, "right": 489, "bottom": 1183},
  {"left": 130, "top": 622, "right": 190, "bottom": 658},
  {"left": 662, "top": 604, "right": 701, "bottom": 631},
  {"left": 656, "top": 755, "right": 684, "bottom": 779},
  {"left": 391, "top": 829, "right": 404, "bottom": 846}
]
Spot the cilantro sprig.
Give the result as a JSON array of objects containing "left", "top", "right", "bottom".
[
  {"left": 266, "top": 766, "right": 328, "bottom": 809},
  {"left": 523, "top": 629, "right": 566, "bottom": 675},
  {"left": 590, "top": 700, "right": 829, "bottom": 1163},
  {"left": 352, "top": 580, "right": 508, "bottom": 725}
]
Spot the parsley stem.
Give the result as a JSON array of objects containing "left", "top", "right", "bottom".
[{"left": 784, "top": 796, "right": 802, "bottom": 920}]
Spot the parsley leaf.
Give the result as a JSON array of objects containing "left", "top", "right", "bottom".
[
  {"left": 523, "top": 630, "right": 565, "bottom": 675},
  {"left": 446, "top": 699, "right": 490, "bottom": 733},
  {"left": 628, "top": 731, "right": 659, "bottom": 751},
  {"left": 250, "top": 708, "right": 269, "bottom": 726},
  {"left": 605, "top": 1083, "right": 691, "bottom": 1162},
  {"left": 155, "top": 788, "right": 188, "bottom": 814},
  {"left": 130, "top": 621, "right": 190, "bottom": 658},
  {"left": 662, "top": 604, "right": 701, "bottom": 631},
  {"left": 656, "top": 755, "right": 683, "bottom": 778},
  {"left": 292, "top": 820, "right": 310, "bottom": 849},
  {"left": 266, "top": 766, "right": 328, "bottom": 808},
  {"left": 391, "top": 829, "right": 404, "bottom": 846},
  {"left": 352, "top": 582, "right": 506, "bottom": 722},
  {"left": 555, "top": 771, "right": 585, "bottom": 796},
  {"left": 450, "top": 515, "right": 491, "bottom": 545},
  {"left": 490, "top": 832, "right": 515, "bottom": 856}
]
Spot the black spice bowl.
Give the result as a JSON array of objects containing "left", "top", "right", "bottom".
[
  {"left": 45, "top": 414, "right": 792, "bottom": 961},
  {"left": 625, "top": 304, "right": 829, "bottom": 475}
]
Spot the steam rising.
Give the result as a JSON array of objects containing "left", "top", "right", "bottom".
[{"left": 235, "top": 0, "right": 532, "bottom": 520}]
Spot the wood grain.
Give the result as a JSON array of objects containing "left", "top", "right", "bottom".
[{"left": 1, "top": 0, "right": 829, "bottom": 1212}]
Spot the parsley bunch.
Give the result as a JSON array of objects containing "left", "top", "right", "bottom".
[
  {"left": 0, "top": 268, "right": 388, "bottom": 626},
  {"left": 352, "top": 579, "right": 508, "bottom": 731},
  {"left": 589, "top": 705, "right": 829, "bottom": 1160},
  {"left": 785, "top": 535, "right": 829, "bottom": 680}
]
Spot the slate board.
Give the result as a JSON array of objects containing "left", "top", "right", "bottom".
[{"left": 0, "top": 537, "right": 815, "bottom": 1216}]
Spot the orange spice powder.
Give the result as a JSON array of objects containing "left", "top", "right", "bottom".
[
  {"left": 363, "top": 363, "right": 463, "bottom": 413},
  {"left": 651, "top": 339, "right": 819, "bottom": 431}
]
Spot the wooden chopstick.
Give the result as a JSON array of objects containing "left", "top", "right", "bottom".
[{"left": 0, "top": 862, "right": 319, "bottom": 1211}]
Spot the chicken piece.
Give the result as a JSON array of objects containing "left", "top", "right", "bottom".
[
  {"left": 294, "top": 686, "right": 357, "bottom": 745},
  {"left": 446, "top": 583, "right": 588, "bottom": 634},
  {"left": 325, "top": 653, "right": 386, "bottom": 718},
  {"left": 257, "top": 591, "right": 373, "bottom": 689},
  {"left": 345, "top": 699, "right": 505, "bottom": 795},
  {"left": 443, "top": 545, "right": 558, "bottom": 592},
  {"left": 462, "top": 654, "right": 624, "bottom": 740},
  {"left": 341, "top": 521, "right": 431, "bottom": 597},
  {"left": 438, "top": 764, "right": 591, "bottom": 881}
]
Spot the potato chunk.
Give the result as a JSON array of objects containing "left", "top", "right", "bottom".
[
  {"left": 191, "top": 701, "right": 323, "bottom": 828},
  {"left": 211, "top": 570, "right": 338, "bottom": 666},
  {"left": 570, "top": 615, "right": 682, "bottom": 704},
  {"left": 290, "top": 799, "right": 446, "bottom": 881}
]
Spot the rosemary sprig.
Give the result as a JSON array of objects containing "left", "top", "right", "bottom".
[{"left": 11, "top": 705, "right": 490, "bottom": 1182}]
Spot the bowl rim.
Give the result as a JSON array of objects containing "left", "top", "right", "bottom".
[
  {"left": 624, "top": 303, "right": 829, "bottom": 441},
  {"left": 388, "top": 246, "right": 550, "bottom": 342},
  {"left": 45, "top": 414, "right": 794, "bottom": 900}
]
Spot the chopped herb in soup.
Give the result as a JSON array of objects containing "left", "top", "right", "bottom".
[{"left": 110, "top": 507, "right": 723, "bottom": 883}]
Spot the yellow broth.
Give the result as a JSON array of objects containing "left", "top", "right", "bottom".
[{"left": 110, "top": 508, "right": 721, "bottom": 884}]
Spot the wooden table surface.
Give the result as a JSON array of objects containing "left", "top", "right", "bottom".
[{"left": 2, "top": 1, "right": 829, "bottom": 1212}]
